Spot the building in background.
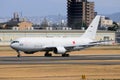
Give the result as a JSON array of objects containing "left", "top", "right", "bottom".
[
  {"left": 100, "top": 16, "right": 113, "bottom": 29},
  {"left": 67, "top": 0, "right": 95, "bottom": 29},
  {"left": 117, "top": 22, "right": 120, "bottom": 27},
  {"left": 0, "top": 13, "right": 33, "bottom": 30},
  {"left": 0, "top": 30, "right": 115, "bottom": 45}
]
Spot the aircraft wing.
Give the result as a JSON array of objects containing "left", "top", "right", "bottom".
[
  {"left": 43, "top": 40, "right": 115, "bottom": 52},
  {"left": 43, "top": 44, "right": 94, "bottom": 52}
]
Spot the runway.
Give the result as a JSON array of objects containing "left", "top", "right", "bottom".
[{"left": 0, "top": 55, "right": 120, "bottom": 65}]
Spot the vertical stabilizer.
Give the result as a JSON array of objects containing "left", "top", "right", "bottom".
[{"left": 81, "top": 15, "right": 101, "bottom": 40}]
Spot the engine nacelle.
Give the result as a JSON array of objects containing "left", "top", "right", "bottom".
[{"left": 54, "top": 47, "right": 66, "bottom": 54}]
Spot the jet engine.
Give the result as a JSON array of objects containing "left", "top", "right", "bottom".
[{"left": 54, "top": 47, "right": 66, "bottom": 54}]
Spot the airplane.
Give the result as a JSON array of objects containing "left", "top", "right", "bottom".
[{"left": 10, "top": 15, "right": 101, "bottom": 57}]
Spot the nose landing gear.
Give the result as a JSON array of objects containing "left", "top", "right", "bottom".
[{"left": 16, "top": 51, "right": 21, "bottom": 57}]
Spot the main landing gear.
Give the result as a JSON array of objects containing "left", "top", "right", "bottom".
[
  {"left": 62, "top": 54, "right": 69, "bottom": 57},
  {"left": 44, "top": 51, "right": 70, "bottom": 57},
  {"left": 44, "top": 51, "right": 52, "bottom": 57}
]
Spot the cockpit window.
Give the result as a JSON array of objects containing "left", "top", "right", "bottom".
[{"left": 11, "top": 41, "right": 19, "bottom": 44}]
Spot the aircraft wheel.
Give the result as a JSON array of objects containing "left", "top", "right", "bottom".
[
  {"left": 45, "top": 53, "right": 52, "bottom": 57},
  {"left": 48, "top": 53, "right": 52, "bottom": 57},
  {"left": 17, "top": 54, "right": 21, "bottom": 57},
  {"left": 62, "top": 54, "right": 69, "bottom": 57}
]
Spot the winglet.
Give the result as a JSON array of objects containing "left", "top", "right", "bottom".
[{"left": 81, "top": 15, "right": 101, "bottom": 40}]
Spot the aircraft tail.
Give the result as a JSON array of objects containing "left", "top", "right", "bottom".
[{"left": 81, "top": 15, "right": 101, "bottom": 40}]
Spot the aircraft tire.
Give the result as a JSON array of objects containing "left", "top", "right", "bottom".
[
  {"left": 45, "top": 53, "right": 52, "bottom": 57},
  {"left": 17, "top": 54, "right": 20, "bottom": 57},
  {"left": 62, "top": 54, "right": 69, "bottom": 57}
]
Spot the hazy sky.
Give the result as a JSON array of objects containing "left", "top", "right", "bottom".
[{"left": 0, "top": 0, "right": 120, "bottom": 17}]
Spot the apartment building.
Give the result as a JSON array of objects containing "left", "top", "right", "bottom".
[{"left": 67, "top": 0, "right": 95, "bottom": 29}]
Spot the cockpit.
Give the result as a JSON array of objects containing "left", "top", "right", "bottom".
[{"left": 11, "top": 41, "right": 19, "bottom": 44}]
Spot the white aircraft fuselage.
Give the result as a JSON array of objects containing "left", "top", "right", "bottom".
[
  {"left": 10, "top": 15, "right": 101, "bottom": 57},
  {"left": 11, "top": 37, "right": 93, "bottom": 53}
]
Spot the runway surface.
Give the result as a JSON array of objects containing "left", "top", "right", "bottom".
[{"left": 0, "top": 55, "right": 120, "bottom": 65}]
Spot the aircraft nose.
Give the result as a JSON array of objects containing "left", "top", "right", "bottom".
[
  {"left": 10, "top": 43, "right": 18, "bottom": 50},
  {"left": 10, "top": 41, "right": 20, "bottom": 50},
  {"left": 10, "top": 43, "right": 15, "bottom": 49}
]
